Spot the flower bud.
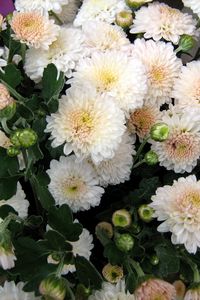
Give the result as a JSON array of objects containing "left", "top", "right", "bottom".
[
  {"left": 177, "top": 34, "right": 196, "bottom": 53},
  {"left": 115, "top": 10, "right": 133, "bottom": 30},
  {"left": 95, "top": 222, "right": 113, "bottom": 239},
  {"left": 0, "top": 84, "right": 16, "bottom": 120},
  {"left": 10, "top": 130, "right": 22, "bottom": 147},
  {"left": 184, "top": 286, "right": 200, "bottom": 300},
  {"left": 75, "top": 284, "right": 91, "bottom": 300},
  {"left": 125, "top": 0, "right": 150, "bottom": 9},
  {"left": 138, "top": 204, "right": 154, "bottom": 222},
  {"left": 144, "top": 150, "right": 158, "bottom": 166},
  {"left": 0, "top": 102, "right": 16, "bottom": 120},
  {"left": 0, "top": 229, "right": 16, "bottom": 270},
  {"left": 150, "top": 254, "right": 159, "bottom": 266},
  {"left": 18, "top": 128, "right": 38, "bottom": 148},
  {"left": 102, "top": 263, "right": 123, "bottom": 283},
  {"left": 112, "top": 209, "right": 132, "bottom": 228},
  {"left": 173, "top": 280, "right": 186, "bottom": 300},
  {"left": 150, "top": 122, "right": 169, "bottom": 142},
  {"left": 115, "top": 233, "right": 134, "bottom": 252},
  {"left": 39, "top": 275, "right": 67, "bottom": 300},
  {"left": 7, "top": 146, "right": 21, "bottom": 157}
]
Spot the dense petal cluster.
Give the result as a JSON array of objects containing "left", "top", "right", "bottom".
[
  {"left": 182, "top": 0, "right": 200, "bottom": 17},
  {"left": 15, "top": 0, "right": 68, "bottom": 15},
  {"left": 0, "top": 281, "right": 40, "bottom": 299}
]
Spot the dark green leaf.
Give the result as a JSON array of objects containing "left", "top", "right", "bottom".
[
  {"left": 0, "top": 64, "right": 22, "bottom": 88},
  {"left": 44, "top": 230, "right": 72, "bottom": 251},
  {"left": 125, "top": 272, "right": 137, "bottom": 293},
  {"left": 0, "top": 147, "right": 19, "bottom": 178},
  {"left": 104, "top": 242, "right": 125, "bottom": 265},
  {"left": 0, "top": 177, "right": 18, "bottom": 199}
]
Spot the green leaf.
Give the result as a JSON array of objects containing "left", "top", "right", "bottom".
[
  {"left": 125, "top": 272, "right": 137, "bottom": 293},
  {"left": 0, "top": 176, "right": 18, "bottom": 199},
  {"left": 104, "top": 242, "right": 125, "bottom": 265},
  {"left": 75, "top": 256, "right": 103, "bottom": 289},
  {"left": 25, "top": 215, "right": 43, "bottom": 229},
  {"left": 32, "top": 176, "right": 55, "bottom": 210},
  {"left": 0, "top": 147, "right": 19, "bottom": 178},
  {"left": 44, "top": 230, "right": 72, "bottom": 251},
  {"left": 0, "top": 64, "right": 22, "bottom": 88},
  {"left": 48, "top": 205, "right": 83, "bottom": 241},
  {"left": 42, "top": 64, "right": 64, "bottom": 102}
]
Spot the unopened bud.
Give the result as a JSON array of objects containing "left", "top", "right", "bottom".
[
  {"left": 7, "top": 146, "right": 21, "bottom": 157},
  {"left": 0, "top": 84, "right": 16, "bottom": 120},
  {"left": 125, "top": 0, "right": 152, "bottom": 10},
  {"left": 39, "top": 275, "right": 67, "bottom": 300},
  {"left": 95, "top": 222, "right": 113, "bottom": 239},
  {"left": 75, "top": 284, "right": 91, "bottom": 300},
  {"left": 10, "top": 130, "right": 22, "bottom": 148},
  {"left": 112, "top": 209, "right": 132, "bottom": 228},
  {"left": 0, "top": 102, "right": 16, "bottom": 120},
  {"left": 138, "top": 204, "right": 154, "bottom": 222},
  {"left": 115, "top": 10, "right": 133, "bottom": 30},
  {"left": 144, "top": 150, "right": 158, "bottom": 166},
  {"left": 0, "top": 229, "right": 16, "bottom": 270},
  {"left": 115, "top": 233, "right": 134, "bottom": 252},
  {"left": 18, "top": 128, "right": 38, "bottom": 148},
  {"left": 150, "top": 254, "right": 159, "bottom": 266},
  {"left": 102, "top": 263, "right": 123, "bottom": 283},
  {"left": 150, "top": 122, "right": 169, "bottom": 142},
  {"left": 176, "top": 34, "right": 196, "bottom": 54},
  {"left": 173, "top": 280, "right": 186, "bottom": 300}
]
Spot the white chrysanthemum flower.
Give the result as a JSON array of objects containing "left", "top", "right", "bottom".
[
  {"left": 48, "top": 226, "right": 93, "bottom": 274},
  {"left": 88, "top": 280, "right": 135, "bottom": 300},
  {"left": 68, "top": 52, "right": 147, "bottom": 113},
  {"left": 74, "top": 0, "right": 128, "bottom": 27},
  {"left": 0, "top": 281, "right": 40, "bottom": 299},
  {"left": 45, "top": 87, "right": 126, "bottom": 163},
  {"left": 57, "top": 0, "right": 80, "bottom": 24},
  {"left": 25, "top": 26, "right": 85, "bottom": 82},
  {"left": 182, "top": 0, "right": 200, "bottom": 17},
  {"left": 0, "top": 183, "right": 29, "bottom": 218},
  {"left": 47, "top": 155, "right": 104, "bottom": 212},
  {"left": 94, "top": 133, "right": 135, "bottom": 187},
  {"left": 173, "top": 61, "right": 200, "bottom": 108},
  {"left": 150, "top": 106, "right": 200, "bottom": 173},
  {"left": 150, "top": 175, "right": 200, "bottom": 254},
  {"left": 130, "top": 2, "right": 197, "bottom": 45},
  {"left": 15, "top": 0, "right": 68, "bottom": 15},
  {"left": 11, "top": 11, "right": 60, "bottom": 50},
  {"left": 0, "top": 48, "right": 7, "bottom": 72},
  {"left": 131, "top": 39, "right": 182, "bottom": 106},
  {"left": 128, "top": 104, "right": 162, "bottom": 140},
  {"left": 82, "top": 21, "right": 131, "bottom": 55}
]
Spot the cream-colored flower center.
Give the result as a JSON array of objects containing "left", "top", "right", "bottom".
[
  {"left": 95, "top": 68, "right": 119, "bottom": 91},
  {"left": 70, "top": 110, "right": 94, "bottom": 140},
  {"left": 164, "top": 130, "right": 199, "bottom": 161},
  {"left": 11, "top": 12, "right": 45, "bottom": 42},
  {"left": 149, "top": 66, "right": 166, "bottom": 84},
  {"left": 62, "top": 177, "right": 86, "bottom": 200}
]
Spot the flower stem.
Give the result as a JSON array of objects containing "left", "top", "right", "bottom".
[
  {"left": 1, "top": 118, "right": 11, "bottom": 134},
  {"left": 132, "top": 159, "right": 145, "bottom": 169},
  {"left": 133, "top": 136, "right": 149, "bottom": 164},
  {"left": 129, "top": 259, "right": 145, "bottom": 277},
  {"left": 49, "top": 11, "right": 63, "bottom": 25},
  {"left": 56, "top": 256, "right": 65, "bottom": 277},
  {"left": 0, "top": 80, "right": 26, "bottom": 103},
  {"left": 182, "top": 255, "right": 200, "bottom": 284}
]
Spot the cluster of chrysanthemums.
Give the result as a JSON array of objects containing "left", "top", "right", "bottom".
[{"left": 0, "top": 0, "right": 200, "bottom": 299}]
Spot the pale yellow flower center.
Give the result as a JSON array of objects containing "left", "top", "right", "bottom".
[
  {"left": 182, "top": 191, "right": 200, "bottom": 209},
  {"left": 96, "top": 68, "right": 119, "bottom": 91},
  {"left": 70, "top": 111, "right": 94, "bottom": 140},
  {"left": 150, "top": 66, "right": 166, "bottom": 84},
  {"left": 62, "top": 177, "right": 86, "bottom": 200}
]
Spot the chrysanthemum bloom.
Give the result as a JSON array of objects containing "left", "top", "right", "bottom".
[
  {"left": 150, "top": 175, "right": 200, "bottom": 254},
  {"left": 102, "top": 263, "right": 123, "bottom": 283},
  {"left": 93, "top": 133, "right": 135, "bottom": 187},
  {"left": 11, "top": 11, "right": 60, "bottom": 50},
  {"left": 25, "top": 26, "right": 85, "bottom": 82},
  {"left": 173, "top": 280, "right": 186, "bottom": 300},
  {"left": 0, "top": 281, "right": 40, "bottom": 299},
  {"left": 130, "top": 2, "right": 197, "bottom": 45},
  {"left": 0, "top": 83, "right": 15, "bottom": 111},
  {"left": 182, "top": 0, "right": 200, "bottom": 17},
  {"left": 0, "top": 182, "right": 29, "bottom": 218},
  {"left": 74, "top": 0, "right": 128, "bottom": 27},
  {"left": 131, "top": 39, "right": 182, "bottom": 107},
  {"left": 47, "top": 155, "right": 104, "bottom": 212},
  {"left": 45, "top": 87, "right": 126, "bottom": 163},
  {"left": 48, "top": 226, "right": 93, "bottom": 274},
  {"left": 150, "top": 105, "right": 200, "bottom": 173},
  {"left": 173, "top": 61, "right": 200, "bottom": 108},
  {"left": 0, "top": 243, "right": 16, "bottom": 270},
  {"left": 82, "top": 21, "right": 131, "bottom": 55},
  {"left": 0, "top": 130, "right": 11, "bottom": 148},
  {"left": 135, "top": 278, "right": 176, "bottom": 300},
  {"left": 15, "top": 0, "right": 68, "bottom": 15},
  {"left": 88, "top": 280, "right": 135, "bottom": 300},
  {"left": 57, "top": 0, "right": 80, "bottom": 24},
  {"left": 128, "top": 104, "right": 162, "bottom": 140},
  {"left": 0, "top": 48, "right": 7, "bottom": 72},
  {"left": 184, "top": 286, "right": 200, "bottom": 300},
  {"left": 68, "top": 52, "right": 147, "bottom": 113}
]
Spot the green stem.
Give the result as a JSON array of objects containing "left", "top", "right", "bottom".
[
  {"left": 134, "top": 136, "right": 149, "bottom": 163},
  {"left": 0, "top": 80, "right": 26, "bottom": 103},
  {"left": 175, "top": 46, "right": 182, "bottom": 54},
  {"left": 20, "top": 43, "right": 27, "bottom": 64},
  {"left": 56, "top": 256, "right": 65, "bottom": 277},
  {"left": 21, "top": 148, "right": 28, "bottom": 169},
  {"left": 132, "top": 159, "right": 145, "bottom": 169},
  {"left": 49, "top": 11, "right": 63, "bottom": 25},
  {"left": 29, "top": 175, "right": 41, "bottom": 214},
  {"left": 1, "top": 118, "right": 11, "bottom": 134},
  {"left": 129, "top": 259, "right": 145, "bottom": 277},
  {"left": 182, "top": 255, "right": 200, "bottom": 283}
]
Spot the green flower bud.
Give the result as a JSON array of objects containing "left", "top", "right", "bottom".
[
  {"left": 18, "top": 128, "right": 38, "bottom": 148},
  {"left": 7, "top": 146, "right": 21, "bottom": 157},
  {"left": 177, "top": 34, "right": 196, "bottom": 53},
  {"left": 10, "top": 130, "right": 22, "bottom": 147},
  {"left": 75, "top": 284, "right": 91, "bottom": 300},
  {"left": 39, "top": 275, "right": 67, "bottom": 300},
  {"left": 173, "top": 280, "right": 186, "bottom": 300},
  {"left": 0, "top": 102, "right": 16, "bottom": 120},
  {"left": 138, "top": 204, "right": 154, "bottom": 222},
  {"left": 125, "top": 0, "right": 148, "bottom": 9},
  {"left": 95, "top": 222, "right": 113, "bottom": 239},
  {"left": 102, "top": 263, "right": 123, "bottom": 283},
  {"left": 115, "top": 233, "right": 134, "bottom": 252},
  {"left": 115, "top": 10, "right": 133, "bottom": 30},
  {"left": 112, "top": 209, "right": 132, "bottom": 228},
  {"left": 150, "top": 122, "right": 169, "bottom": 142},
  {"left": 150, "top": 254, "right": 159, "bottom": 266},
  {"left": 144, "top": 150, "right": 159, "bottom": 166}
]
